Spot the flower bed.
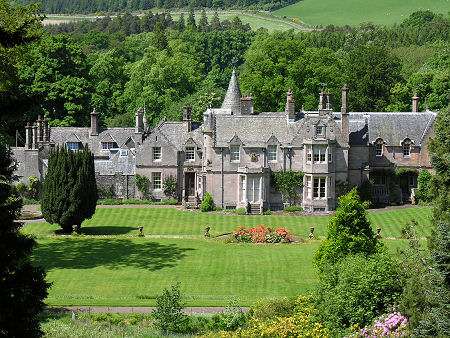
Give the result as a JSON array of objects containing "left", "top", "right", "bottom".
[{"left": 231, "top": 225, "right": 294, "bottom": 243}]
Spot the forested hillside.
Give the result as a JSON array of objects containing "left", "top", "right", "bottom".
[
  {"left": 11, "top": 0, "right": 294, "bottom": 13},
  {"left": 1, "top": 9, "right": 448, "bottom": 144}
]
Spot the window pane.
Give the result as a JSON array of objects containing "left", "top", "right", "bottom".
[
  {"left": 152, "top": 173, "right": 161, "bottom": 189},
  {"left": 186, "top": 147, "right": 195, "bottom": 160},
  {"left": 268, "top": 145, "right": 277, "bottom": 162},
  {"left": 153, "top": 147, "right": 161, "bottom": 160},
  {"left": 231, "top": 145, "right": 240, "bottom": 162},
  {"left": 376, "top": 144, "right": 382, "bottom": 156}
]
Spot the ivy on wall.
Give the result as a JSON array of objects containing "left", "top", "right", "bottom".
[{"left": 272, "top": 170, "right": 304, "bottom": 206}]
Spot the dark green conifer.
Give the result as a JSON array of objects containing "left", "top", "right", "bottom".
[
  {"left": 0, "top": 136, "right": 50, "bottom": 336},
  {"left": 176, "top": 13, "right": 185, "bottom": 31},
  {"left": 210, "top": 11, "right": 221, "bottom": 31},
  {"left": 198, "top": 9, "right": 209, "bottom": 32},
  {"left": 152, "top": 21, "right": 169, "bottom": 51},
  {"left": 186, "top": 8, "right": 196, "bottom": 29},
  {"left": 41, "top": 145, "right": 97, "bottom": 232}
]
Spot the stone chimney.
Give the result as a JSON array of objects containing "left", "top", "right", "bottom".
[
  {"left": 341, "top": 85, "right": 350, "bottom": 142},
  {"left": 43, "top": 115, "right": 49, "bottom": 142},
  {"left": 318, "top": 90, "right": 325, "bottom": 110},
  {"left": 286, "top": 89, "right": 295, "bottom": 120},
  {"left": 36, "top": 115, "right": 43, "bottom": 142},
  {"left": 90, "top": 108, "right": 99, "bottom": 136},
  {"left": 412, "top": 93, "right": 419, "bottom": 113},
  {"left": 25, "top": 123, "right": 32, "bottom": 149},
  {"left": 326, "top": 90, "right": 332, "bottom": 110},
  {"left": 240, "top": 94, "right": 254, "bottom": 115},
  {"left": 341, "top": 84, "right": 349, "bottom": 114},
  {"left": 341, "top": 85, "right": 349, "bottom": 143},
  {"left": 32, "top": 123, "right": 38, "bottom": 149},
  {"left": 183, "top": 104, "right": 192, "bottom": 133},
  {"left": 135, "top": 108, "right": 144, "bottom": 134}
]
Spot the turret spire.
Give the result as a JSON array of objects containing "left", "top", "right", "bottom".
[{"left": 221, "top": 69, "right": 242, "bottom": 114}]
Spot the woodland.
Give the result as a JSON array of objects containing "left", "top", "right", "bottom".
[{"left": 1, "top": 9, "right": 448, "bottom": 144}]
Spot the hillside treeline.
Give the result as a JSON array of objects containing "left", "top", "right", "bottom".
[
  {"left": 12, "top": 0, "right": 294, "bottom": 13},
  {"left": 2, "top": 10, "right": 448, "bottom": 143}
]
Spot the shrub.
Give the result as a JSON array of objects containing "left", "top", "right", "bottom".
[
  {"left": 348, "top": 309, "right": 408, "bottom": 337},
  {"left": 135, "top": 174, "right": 151, "bottom": 200},
  {"left": 313, "top": 252, "right": 402, "bottom": 335},
  {"left": 283, "top": 206, "right": 303, "bottom": 212},
  {"left": 236, "top": 207, "right": 246, "bottom": 215},
  {"left": 210, "top": 299, "right": 246, "bottom": 331},
  {"left": 263, "top": 208, "right": 271, "bottom": 215},
  {"left": 241, "top": 296, "right": 328, "bottom": 337},
  {"left": 357, "top": 179, "right": 372, "bottom": 203},
  {"left": 163, "top": 176, "right": 177, "bottom": 199},
  {"left": 248, "top": 297, "right": 297, "bottom": 321},
  {"left": 314, "top": 188, "right": 381, "bottom": 274},
  {"left": 200, "top": 192, "right": 214, "bottom": 212},
  {"left": 152, "top": 283, "right": 187, "bottom": 334},
  {"left": 213, "top": 206, "right": 223, "bottom": 211},
  {"left": 99, "top": 198, "right": 122, "bottom": 205},
  {"left": 415, "top": 170, "right": 433, "bottom": 203}
]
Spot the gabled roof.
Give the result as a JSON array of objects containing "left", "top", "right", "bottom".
[{"left": 221, "top": 70, "right": 242, "bottom": 114}]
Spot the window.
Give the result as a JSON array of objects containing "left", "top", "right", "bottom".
[
  {"left": 306, "top": 176, "right": 312, "bottom": 199},
  {"left": 267, "top": 145, "right": 277, "bottom": 162},
  {"left": 152, "top": 172, "right": 161, "bottom": 190},
  {"left": 313, "top": 146, "right": 326, "bottom": 163},
  {"left": 328, "top": 151, "right": 333, "bottom": 163},
  {"left": 313, "top": 177, "right": 326, "bottom": 199},
  {"left": 376, "top": 143, "right": 383, "bottom": 156},
  {"left": 102, "top": 142, "right": 116, "bottom": 150},
  {"left": 316, "top": 126, "right": 324, "bottom": 136},
  {"left": 306, "top": 146, "right": 312, "bottom": 162},
  {"left": 186, "top": 147, "right": 195, "bottom": 161},
  {"left": 408, "top": 175, "right": 416, "bottom": 187},
  {"left": 120, "top": 149, "right": 128, "bottom": 156},
  {"left": 230, "top": 145, "right": 240, "bottom": 162},
  {"left": 152, "top": 147, "right": 161, "bottom": 161},
  {"left": 246, "top": 176, "right": 261, "bottom": 203},
  {"left": 240, "top": 176, "right": 246, "bottom": 202},
  {"left": 403, "top": 143, "right": 410, "bottom": 157},
  {"left": 66, "top": 142, "right": 79, "bottom": 150}
]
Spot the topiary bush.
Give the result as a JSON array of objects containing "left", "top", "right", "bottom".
[
  {"left": 200, "top": 192, "right": 214, "bottom": 212},
  {"left": 415, "top": 170, "right": 433, "bottom": 203}
]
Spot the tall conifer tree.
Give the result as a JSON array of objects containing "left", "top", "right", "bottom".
[
  {"left": 0, "top": 136, "right": 50, "bottom": 336},
  {"left": 41, "top": 145, "right": 97, "bottom": 232}
]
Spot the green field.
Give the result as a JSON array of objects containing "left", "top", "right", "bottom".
[
  {"left": 274, "top": 0, "right": 450, "bottom": 27},
  {"left": 22, "top": 206, "right": 432, "bottom": 238},
  {"left": 25, "top": 206, "right": 432, "bottom": 306}
]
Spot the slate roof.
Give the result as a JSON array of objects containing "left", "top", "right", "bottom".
[
  {"left": 156, "top": 122, "right": 203, "bottom": 150},
  {"left": 333, "top": 112, "right": 436, "bottom": 146},
  {"left": 49, "top": 127, "right": 136, "bottom": 155},
  {"left": 221, "top": 70, "right": 242, "bottom": 114},
  {"left": 213, "top": 113, "right": 299, "bottom": 148}
]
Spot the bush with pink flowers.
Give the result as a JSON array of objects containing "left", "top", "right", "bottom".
[{"left": 347, "top": 309, "right": 408, "bottom": 337}]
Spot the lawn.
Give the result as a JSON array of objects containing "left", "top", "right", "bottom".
[
  {"left": 33, "top": 236, "right": 417, "bottom": 307},
  {"left": 22, "top": 206, "right": 432, "bottom": 238},
  {"left": 33, "top": 237, "right": 320, "bottom": 306},
  {"left": 274, "top": 0, "right": 449, "bottom": 27},
  {"left": 24, "top": 206, "right": 432, "bottom": 306}
]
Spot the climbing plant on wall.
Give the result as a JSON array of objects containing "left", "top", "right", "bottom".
[{"left": 272, "top": 170, "right": 304, "bottom": 206}]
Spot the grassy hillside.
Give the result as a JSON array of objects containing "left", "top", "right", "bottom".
[{"left": 274, "top": 0, "right": 449, "bottom": 26}]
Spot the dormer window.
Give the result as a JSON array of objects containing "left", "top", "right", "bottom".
[
  {"left": 402, "top": 138, "right": 411, "bottom": 157},
  {"left": 66, "top": 142, "right": 79, "bottom": 150},
  {"left": 267, "top": 145, "right": 277, "bottom": 162},
  {"left": 186, "top": 147, "right": 195, "bottom": 161},
  {"left": 102, "top": 142, "right": 117, "bottom": 150},
  {"left": 375, "top": 138, "right": 384, "bottom": 157},
  {"left": 230, "top": 145, "right": 240, "bottom": 162},
  {"left": 316, "top": 126, "right": 324, "bottom": 137}
]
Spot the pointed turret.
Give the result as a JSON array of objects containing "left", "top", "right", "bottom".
[{"left": 221, "top": 69, "right": 242, "bottom": 114}]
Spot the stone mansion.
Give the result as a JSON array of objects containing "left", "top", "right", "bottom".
[{"left": 12, "top": 71, "right": 437, "bottom": 213}]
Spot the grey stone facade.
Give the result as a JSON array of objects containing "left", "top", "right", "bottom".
[{"left": 12, "top": 73, "right": 437, "bottom": 213}]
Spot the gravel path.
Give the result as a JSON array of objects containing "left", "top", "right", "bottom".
[{"left": 47, "top": 306, "right": 250, "bottom": 314}]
